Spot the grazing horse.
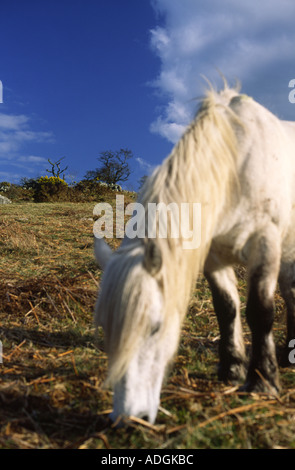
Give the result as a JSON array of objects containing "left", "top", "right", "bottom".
[{"left": 94, "top": 84, "right": 295, "bottom": 424}]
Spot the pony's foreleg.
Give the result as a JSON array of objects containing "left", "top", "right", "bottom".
[
  {"left": 205, "top": 264, "right": 246, "bottom": 383},
  {"left": 243, "top": 226, "right": 281, "bottom": 394},
  {"left": 278, "top": 261, "right": 295, "bottom": 366}
]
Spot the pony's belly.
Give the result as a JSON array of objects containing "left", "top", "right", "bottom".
[{"left": 208, "top": 240, "right": 243, "bottom": 267}]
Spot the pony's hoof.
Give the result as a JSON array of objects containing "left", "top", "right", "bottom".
[
  {"left": 239, "top": 379, "right": 280, "bottom": 397},
  {"left": 218, "top": 361, "right": 247, "bottom": 384}
]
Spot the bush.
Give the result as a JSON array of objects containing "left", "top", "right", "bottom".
[
  {"left": 5, "top": 176, "right": 128, "bottom": 203},
  {"left": 69, "top": 179, "right": 110, "bottom": 202},
  {"left": 0, "top": 182, "right": 34, "bottom": 202},
  {"left": 33, "top": 176, "right": 69, "bottom": 202},
  {"left": 0, "top": 181, "right": 11, "bottom": 193}
]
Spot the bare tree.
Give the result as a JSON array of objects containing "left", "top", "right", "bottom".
[
  {"left": 85, "top": 148, "right": 133, "bottom": 185},
  {"left": 46, "top": 157, "right": 68, "bottom": 179}
]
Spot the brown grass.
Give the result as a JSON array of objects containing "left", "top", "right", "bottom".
[{"left": 0, "top": 201, "right": 295, "bottom": 449}]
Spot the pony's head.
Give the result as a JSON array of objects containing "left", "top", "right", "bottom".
[{"left": 94, "top": 236, "right": 181, "bottom": 424}]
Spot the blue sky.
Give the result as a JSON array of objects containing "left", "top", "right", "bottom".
[{"left": 1, "top": 0, "right": 295, "bottom": 189}]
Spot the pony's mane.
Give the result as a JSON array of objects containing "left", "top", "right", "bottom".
[{"left": 96, "top": 84, "right": 243, "bottom": 386}]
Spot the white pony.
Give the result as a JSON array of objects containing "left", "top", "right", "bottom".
[{"left": 94, "top": 84, "right": 295, "bottom": 424}]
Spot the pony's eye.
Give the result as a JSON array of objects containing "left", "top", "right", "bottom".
[{"left": 151, "top": 321, "right": 161, "bottom": 336}]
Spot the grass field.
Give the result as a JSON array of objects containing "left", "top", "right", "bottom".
[{"left": 1, "top": 200, "right": 295, "bottom": 449}]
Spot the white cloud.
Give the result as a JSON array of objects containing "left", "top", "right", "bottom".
[
  {"left": 17, "top": 155, "right": 48, "bottom": 163},
  {"left": 0, "top": 112, "right": 54, "bottom": 161},
  {"left": 150, "top": 0, "right": 295, "bottom": 142},
  {"left": 150, "top": 117, "right": 186, "bottom": 143},
  {"left": 136, "top": 157, "right": 156, "bottom": 174},
  {"left": 0, "top": 114, "right": 29, "bottom": 131}
]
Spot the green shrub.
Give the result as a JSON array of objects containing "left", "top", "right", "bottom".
[
  {"left": 0, "top": 182, "right": 34, "bottom": 202},
  {"left": 33, "top": 176, "right": 69, "bottom": 202},
  {"left": 6, "top": 176, "right": 128, "bottom": 203},
  {"left": 0, "top": 181, "right": 11, "bottom": 193},
  {"left": 69, "top": 179, "right": 110, "bottom": 202}
]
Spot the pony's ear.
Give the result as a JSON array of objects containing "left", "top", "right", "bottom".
[
  {"left": 143, "top": 238, "right": 162, "bottom": 276},
  {"left": 94, "top": 237, "right": 112, "bottom": 270}
]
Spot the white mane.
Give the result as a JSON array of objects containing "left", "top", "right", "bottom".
[{"left": 95, "top": 84, "right": 243, "bottom": 385}]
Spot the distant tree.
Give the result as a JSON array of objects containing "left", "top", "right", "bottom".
[
  {"left": 84, "top": 170, "right": 99, "bottom": 181},
  {"left": 85, "top": 148, "right": 133, "bottom": 185},
  {"left": 46, "top": 157, "right": 68, "bottom": 180}
]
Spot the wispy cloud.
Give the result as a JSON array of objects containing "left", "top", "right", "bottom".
[
  {"left": 135, "top": 157, "right": 156, "bottom": 174},
  {"left": 17, "top": 155, "right": 48, "bottom": 164},
  {"left": 0, "top": 112, "right": 54, "bottom": 161},
  {"left": 0, "top": 154, "right": 49, "bottom": 183},
  {"left": 150, "top": 0, "right": 295, "bottom": 142},
  {"left": 0, "top": 113, "right": 29, "bottom": 130}
]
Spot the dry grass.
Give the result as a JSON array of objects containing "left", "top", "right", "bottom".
[{"left": 0, "top": 201, "right": 295, "bottom": 449}]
